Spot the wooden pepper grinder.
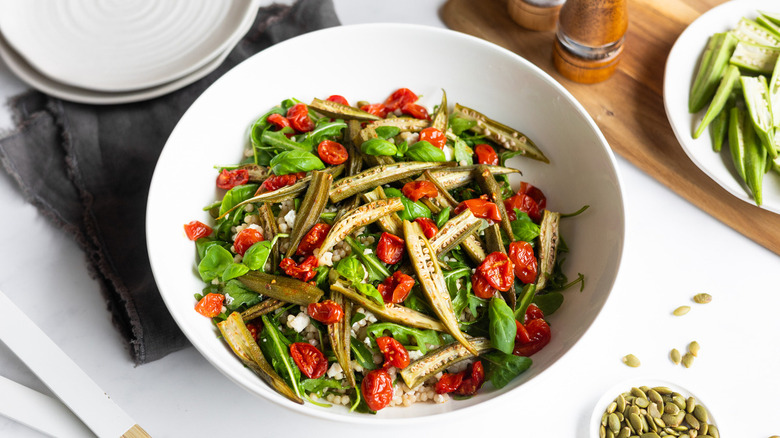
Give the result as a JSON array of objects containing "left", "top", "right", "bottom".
[
  {"left": 553, "top": 0, "right": 628, "bottom": 83},
  {"left": 507, "top": 0, "right": 566, "bottom": 32}
]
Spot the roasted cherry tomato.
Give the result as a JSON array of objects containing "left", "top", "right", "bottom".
[
  {"left": 327, "top": 94, "right": 349, "bottom": 106},
  {"left": 518, "top": 182, "right": 547, "bottom": 210},
  {"left": 234, "top": 228, "right": 264, "bottom": 256},
  {"left": 401, "top": 103, "right": 429, "bottom": 120},
  {"left": 296, "top": 223, "right": 331, "bottom": 256},
  {"left": 361, "top": 369, "right": 394, "bottom": 411},
  {"left": 455, "top": 361, "right": 485, "bottom": 396},
  {"left": 376, "top": 336, "right": 410, "bottom": 369},
  {"left": 508, "top": 241, "right": 538, "bottom": 284},
  {"left": 260, "top": 172, "right": 306, "bottom": 192},
  {"left": 280, "top": 256, "right": 318, "bottom": 282},
  {"left": 384, "top": 88, "right": 418, "bottom": 111},
  {"left": 476, "top": 252, "right": 514, "bottom": 292},
  {"left": 360, "top": 103, "right": 388, "bottom": 118},
  {"left": 524, "top": 303, "right": 545, "bottom": 323},
  {"left": 419, "top": 127, "right": 446, "bottom": 149},
  {"left": 246, "top": 320, "right": 263, "bottom": 340},
  {"left": 307, "top": 300, "right": 344, "bottom": 324},
  {"left": 290, "top": 342, "right": 327, "bottom": 379},
  {"left": 414, "top": 217, "right": 438, "bottom": 239},
  {"left": 402, "top": 180, "right": 438, "bottom": 202},
  {"left": 455, "top": 198, "right": 502, "bottom": 222},
  {"left": 435, "top": 372, "right": 464, "bottom": 394},
  {"left": 184, "top": 220, "right": 212, "bottom": 240},
  {"left": 377, "top": 232, "right": 405, "bottom": 264},
  {"left": 513, "top": 318, "right": 551, "bottom": 357},
  {"left": 267, "top": 113, "right": 290, "bottom": 130},
  {"left": 471, "top": 273, "right": 498, "bottom": 299},
  {"left": 504, "top": 193, "right": 541, "bottom": 222},
  {"left": 474, "top": 144, "right": 499, "bottom": 165},
  {"left": 378, "top": 271, "right": 415, "bottom": 304},
  {"left": 194, "top": 293, "right": 223, "bottom": 318},
  {"left": 515, "top": 320, "right": 531, "bottom": 344},
  {"left": 286, "top": 103, "right": 315, "bottom": 132},
  {"left": 317, "top": 140, "right": 349, "bottom": 165},
  {"left": 216, "top": 168, "right": 250, "bottom": 190}
]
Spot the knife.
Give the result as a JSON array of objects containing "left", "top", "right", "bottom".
[{"left": 0, "top": 289, "right": 151, "bottom": 438}]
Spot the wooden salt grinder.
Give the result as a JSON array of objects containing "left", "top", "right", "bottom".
[
  {"left": 507, "top": 0, "right": 566, "bottom": 32},
  {"left": 553, "top": 0, "right": 628, "bottom": 83}
]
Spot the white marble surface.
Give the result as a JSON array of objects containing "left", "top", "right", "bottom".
[{"left": 0, "top": 1, "right": 779, "bottom": 437}]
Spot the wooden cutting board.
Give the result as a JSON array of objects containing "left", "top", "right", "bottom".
[{"left": 442, "top": 0, "right": 780, "bottom": 256}]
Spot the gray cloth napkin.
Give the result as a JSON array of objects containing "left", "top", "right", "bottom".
[{"left": 0, "top": 0, "right": 340, "bottom": 364}]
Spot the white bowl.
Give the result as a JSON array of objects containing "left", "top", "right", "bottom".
[
  {"left": 664, "top": 0, "right": 780, "bottom": 214},
  {"left": 147, "top": 23, "right": 625, "bottom": 422}
]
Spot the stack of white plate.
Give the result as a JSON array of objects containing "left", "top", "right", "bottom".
[{"left": 0, "top": 0, "right": 260, "bottom": 104}]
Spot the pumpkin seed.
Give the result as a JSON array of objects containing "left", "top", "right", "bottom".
[
  {"left": 665, "top": 403, "right": 680, "bottom": 415},
  {"left": 688, "top": 341, "right": 701, "bottom": 357},
  {"left": 617, "top": 427, "right": 631, "bottom": 438},
  {"left": 673, "top": 306, "right": 691, "bottom": 316},
  {"left": 686, "top": 397, "right": 696, "bottom": 413},
  {"left": 617, "top": 394, "right": 627, "bottom": 412},
  {"left": 670, "top": 348, "right": 682, "bottom": 364},
  {"left": 623, "top": 354, "right": 641, "bottom": 367},
  {"left": 685, "top": 413, "right": 700, "bottom": 429},
  {"left": 632, "top": 387, "right": 648, "bottom": 399},
  {"left": 699, "top": 422, "right": 708, "bottom": 435},
  {"left": 708, "top": 425, "right": 720, "bottom": 438},
  {"left": 609, "top": 413, "right": 621, "bottom": 433},
  {"left": 636, "top": 397, "right": 650, "bottom": 408},
  {"left": 693, "top": 405, "right": 709, "bottom": 423},
  {"left": 608, "top": 401, "right": 617, "bottom": 414},
  {"left": 599, "top": 425, "right": 606, "bottom": 438},
  {"left": 654, "top": 386, "right": 673, "bottom": 395},
  {"left": 649, "top": 403, "right": 662, "bottom": 418},
  {"left": 607, "top": 430, "right": 615, "bottom": 438},
  {"left": 693, "top": 293, "right": 712, "bottom": 304},
  {"left": 641, "top": 432, "right": 661, "bottom": 438},
  {"left": 681, "top": 352, "right": 695, "bottom": 368},
  {"left": 602, "top": 412, "right": 609, "bottom": 426},
  {"left": 629, "top": 412, "right": 643, "bottom": 432}
]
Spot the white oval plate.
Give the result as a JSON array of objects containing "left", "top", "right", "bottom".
[
  {"left": 147, "top": 24, "right": 625, "bottom": 422},
  {"left": 664, "top": 0, "right": 780, "bottom": 214},
  {"left": 0, "top": 0, "right": 257, "bottom": 92}
]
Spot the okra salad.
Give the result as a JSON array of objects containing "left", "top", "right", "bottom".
[{"left": 183, "top": 88, "right": 586, "bottom": 413}]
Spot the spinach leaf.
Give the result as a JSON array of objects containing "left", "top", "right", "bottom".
[
  {"left": 375, "top": 126, "right": 401, "bottom": 139},
  {"left": 482, "top": 351, "right": 532, "bottom": 389},
  {"left": 361, "top": 138, "right": 397, "bottom": 156},
  {"left": 335, "top": 256, "right": 365, "bottom": 284},
  {"left": 449, "top": 116, "right": 477, "bottom": 135},
  {"left": 219, "top": 184, "right": 259, "bottom": 217},
  {"left": 355, "top": 283, "right": 384, "bottom": 306},
  {"left": 511, "top": 209, "right": 541, "bottom": 243},
  {"left": 270, "top": 150, "right": 325, "bottom": 175},
  {"left": 345, "top": 236, "right": 390, "bottom": 281},
  {"left": 364, "top": 322, "right": 442, "bottom": 354},
  {"left": 452, "top": 137, "right": 474, "bottom": 165},
  {"left": 243, "top": 233, "right": 287, "bottom": 272},
  {"left": 434, "top": 207, "right": 451, "bottom": 229},
  {"left": 198, "top": 245, "right": 234, "bottom": 282},
  {"left": 259, "top": 314, "right": 302, "bottom": 398},
  {"left": 222, "top": 279, "right": 261, "bottom": 311},
  {"left": 489, "top": 297, "right": 516, "bottom": 354},
  {"left": 533, "top": 292, "right": 564, "bottom": 317},
  {"left": 350, "top": 337, "right": 377, "bottom": 371},
  {"left": 384, "top": 187, "right": 431, "bottom": 221},
  {"left": 222, "top": 262, "right": 249, "bottom": 282},
  {"left": 406, "top": 141, "right": 447, "bottom": 162}
]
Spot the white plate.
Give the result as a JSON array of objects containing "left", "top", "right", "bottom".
[
  {"left": 664, "top": 0, "right": 780, "bottom": 214},
  {"left": 147, "top": 24, "right": 625, "bottom": 422},
  {"left": 0, "top": 0, "right": 258, "bottom": 105},
  {"left": 0, "top": 0, "right": 257, "bottom": 92}
]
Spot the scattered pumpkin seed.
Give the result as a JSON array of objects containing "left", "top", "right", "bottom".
[
  {"left": 708, "top": 424, "right": 719, "bottom": 438},
  {"left": 673, "top": 305, "right": 691, "bottom": 316},
  {"left": 693, "top": 293, "right": 712, "bottom": 304},
  {"left": 670, "top": 348, "right": 682, "bottom": 365},
  {"left": 688, "top": 341, "right": 701, "bottom": 357},
  {"left": 693, "top": 404, "right": 709, "bottom": 423},
  {"left": 681, "top": 352, "right": 695, "bottom": 368},
  {"left": 623, "top": 354, "right": 641, "bottom": 367}
]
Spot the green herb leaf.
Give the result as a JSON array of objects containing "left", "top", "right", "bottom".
[
  {"left": 305, "top": 120, "right": 347, "bottom": 147},
  {"left": 453, "top": 137, "right": 474, "bottom": 165},
  {"left": 499, "top": 150, "right": 526, "bottom": 166},
  {"left": 511, "top": 209, "right": 541, "bottom": 243},
  {"left": 482, "top": 351, "right": 532, "bottom": 389},
  {"left": 375, "top": 126, "right": 401, "bottom": 139},
  {"left": 384, "top": 187, "right": 432, "bottom": 221},
  {"left": 395, "top": 141, "right": 409, "bottom": 158},
  {"left": 243, "top": 233, "right": 288, "bottom": 272},
  {"left": 355, "top": 283, "right": 384, "bottom": 306},
  {"left": 434, "top": 207, "right": 451, "bottom": 229},
  {"left": 259, "top": 314, "right": 302, "bottom": 398},
  {"left": 222, "top": 280, "right": 261, "bottom": 311},
  {"left": 361, "top": 138, "right": 398, "bottom": 156},
  {"left": 345, "top": 236, "right": 391, "bottom": 281},
  {"left": 335, "top": 256, "right": 365, "bottom": 284},
  {"left": 489, "top": 297, "right": 516, "bottom": 354},
  {"left": 222, "top": 262, "right": 250, "bottom": 282},
  {"left": 450, "top": 116, "right": 477, "bottom": 135},
  {"left": 514, "top": 283, "right": 537, "bottom": 320},
  {"left": 533, "top": 292, "right": 564, "bottom": 317},
  {"left": 197, "top": 245, "right": 234, "bottom": 282},
  {"left": 219, "top": 184, "right": 259, "bottom": 217},
  {"left": 195, "top": 238, "right": 227, "bottom": 261},
  {"left": 350, "top": 337, "right": 377, "bottom": 371},
  {"left": 364, "top": 322, "right": 442, "bottom": 354},
  {"left": 270, "top": 150, "right": 325, "bottom": 175},
  {"left": 406, "top": 141, "right": 447, "bottom": 162},
  {"left": 300, "top": 377, "right": 346, "bottom": 396}
]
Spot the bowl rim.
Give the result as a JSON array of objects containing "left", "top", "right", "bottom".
[{"left": 147, "top": 22, "right": 627, "bottom": 424}]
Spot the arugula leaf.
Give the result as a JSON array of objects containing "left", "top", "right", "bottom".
[
  {"left": 270, "top": 150, "right": 325, "bottom": 175},
  {"left": 259, "top": 126, "right": 310, "bottom": 153},
  {"left": 452, "top": 137, "right": 474, "bottom": 165},
  {"left": 482, "top": 351, "right": 532, "bottom": 389},
  {"left": 222, "top": 280, "right": 261, "bottom": 311},
  {"left": 198, "top": 245, "right": 234, "bottom": 282},
  {"left": 449, "top": 116, "right": 477, "bottom": 135},
  {"left": 350, "top": 312, "right": 367, "bottom": 326},
  {"left": 259, "top": 315, "right": 302, "bottom": 398},
  {"left": 467, "top": 294, "right": 487, "bottom": 320},
  {"left": 402, "top": 288, "right": 433, "bottom": 316},
  {"left": 533, "top": 292, "right": 564, "bottom": 317},
  {"left": 489, "top": 297, "right": 516, "bottom": 354},
  {"left": 511, "top": 209, "right": 541, "bottom": 243},
  {"left": 434, "top": 207, "right": 451, "bottom": 229},
  {"left": 406, "top": 141, "right": 447, "bottom": 162},
  {"left": 350, "top": 337, "right": 377, "bottom": 371},
  {"left": 314, "top": 266, "right": 330, "bottom": 288},
  {"left": 364, "top": 322, "right": 442, "bottom": 354},
  {"left": 219, "top": 184, "right": 259, "bottom": 217},
  {"left": 300, "top": 377, "right": 346, "bottom": 396},
  {"left": 384, "top": 187, "right": 431, "bottom": 221},
  {"left": 499, "top": 150, "right": 526, "bottom": 166},
  {"left": 345, "top": 236, "right": 390, "bottom": 281},
  {"left": 221, "top": 262, "right": 249, "bottom": 282}
]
